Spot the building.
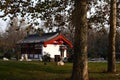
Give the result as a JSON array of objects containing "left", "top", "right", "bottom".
[{"left": 17, "top": 32, "right": 73, "bottom": 61}]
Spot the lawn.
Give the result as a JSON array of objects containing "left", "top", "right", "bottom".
[{"left": 0, "top": 61, "right": 120, "bottom": 80}]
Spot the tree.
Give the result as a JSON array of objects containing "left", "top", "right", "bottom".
[
  {"left": 0, "top": 0, "right": 74, "bottom": 33},
  {"left": 88, "top": 28, "right": 108, "bottom": 59},
  {"left": 3, "top": 17, "right": 25, "bottom": 51},
  {"left": 71, "top": 0, "right": 89, "bottom": 80},
  {"left": 107, "top": 0, "right": 117, "bottom": 73}
]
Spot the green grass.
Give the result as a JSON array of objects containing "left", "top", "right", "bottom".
[
  {"left": 89, "top": 62, "right": 120, "bottom": 80},
  {"left": 0, "top": 61, "right": 120, "bottom": 80}
]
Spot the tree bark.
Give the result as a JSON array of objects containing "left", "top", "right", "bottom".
[
  {"left": 107, "top": 0, "right": 116, "bottom": 73},
  {"left": 71, "top": 0, "right": 89, "bottom": 80}
]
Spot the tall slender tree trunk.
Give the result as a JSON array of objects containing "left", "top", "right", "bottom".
[
  {"left": 71, "top": 0, "right": 88, "bottom": 80},
  {"left": 107, "top": 0, "right": 116, "bottom": 73}
]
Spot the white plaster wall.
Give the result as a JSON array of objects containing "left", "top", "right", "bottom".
[
  {"left": 64, "top": 50, "right": 67, "bottom": 58},
  {"left": 20, "top": 44, "right": 67, "bottom": 60},
  {"left": 43, "top": 44, "right": 63, "bottom": 58}
]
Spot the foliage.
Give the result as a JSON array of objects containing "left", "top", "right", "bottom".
[
  {"left": 0, "top": 0, "right": 74, "bottom": 32},
  {"left": 88, "top": 0, "right": 120, "bottom": 29}
]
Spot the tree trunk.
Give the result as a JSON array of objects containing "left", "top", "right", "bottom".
[
  {"left": 71, "top": 0, "right": 88, "bottom": 80},
  {"left": 107, "top": 0, "right": 116, "bottom": 73}
]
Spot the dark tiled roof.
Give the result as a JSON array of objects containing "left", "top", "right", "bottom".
[{"left": 18, "top": 32, "right": 59, "bottom": 44}]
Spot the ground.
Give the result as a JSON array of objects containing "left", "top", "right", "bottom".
[{"left": 0, "top": 60, "right": 120, "bottom": 80}]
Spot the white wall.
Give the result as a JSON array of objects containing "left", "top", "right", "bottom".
[
  {"left": 43, "top": 44, "right": 67, "bottom": 58},
  {"left": 20, "top": 44, "right": 67, "bottom": 60}
]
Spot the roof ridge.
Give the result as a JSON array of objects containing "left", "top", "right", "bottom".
[{"left": 45, "top": 33, "right": 59, "bottom": 41}]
